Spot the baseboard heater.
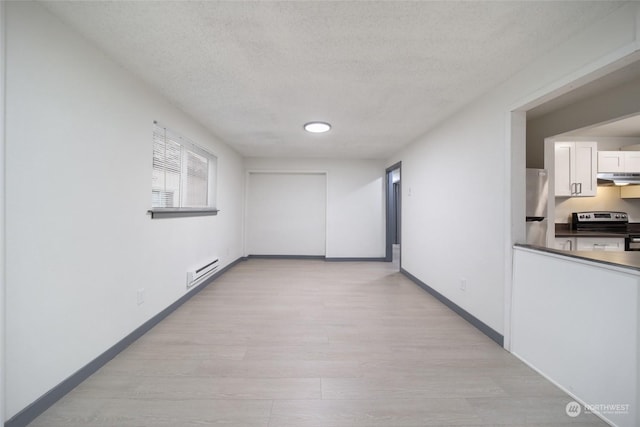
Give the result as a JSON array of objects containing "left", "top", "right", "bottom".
[{"left": 186, "top": 257, "right": 219, "bottom": 289}]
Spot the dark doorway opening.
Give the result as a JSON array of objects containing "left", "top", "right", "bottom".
[{"left": 385, "top": 162, "right": 401, "bottom": 267}]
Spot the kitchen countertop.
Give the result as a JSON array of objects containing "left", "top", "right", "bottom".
[{"left": 516, "top": 243, "right": 640, "bottom": 272}]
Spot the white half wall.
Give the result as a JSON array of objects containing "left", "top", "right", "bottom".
[
  {"left": 512, "top": 247, "right": 638, "bottom": 427},
  {"left": 244, "top": 158, "right": 386, "bottom": 259},
  {"left": 387, "top": 3, "right": 640, "bottom": 335},
  {"left": 5, "top": 2, "right": 244, "bottom": 419},
  {"left": 246, "top": 172, "right": 327, "bottom": 256}
]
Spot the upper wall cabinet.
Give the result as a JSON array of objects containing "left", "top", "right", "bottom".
[
  {"left": 598, "top": 151, "right": 640, "bottom": 172},
  {"left": 554, "top": 141, "right": 597, "bottom": 197}
]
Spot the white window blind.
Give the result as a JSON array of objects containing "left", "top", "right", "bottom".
[
  {"left": 184, "top": 150, "right": 209, "bottom": 207},
  {"left": 152, "top": 122, "right": 217, "bottom": 210}
]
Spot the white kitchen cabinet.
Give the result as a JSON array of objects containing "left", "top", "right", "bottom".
[
  {"left": 554, "top": 141, "right": 597, "bottom": 197},
  {"left": 575, "top": 237, "right": 624, "bottom": 252},
  {"left": 624, "top": 151, "right": 640, "bottom": 171},
  {"left": 554, "top": 238, "right": 576, "bottom": 251},
  {"left": 597, "top": 151, "right": 624, "bottom": 172},
  {"left": 598, "top": 151, "right": 640, "bottom": 172}
]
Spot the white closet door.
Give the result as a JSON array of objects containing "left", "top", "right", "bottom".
[{"left": 246, "top": 172, "right": 326, "bottom": 256}]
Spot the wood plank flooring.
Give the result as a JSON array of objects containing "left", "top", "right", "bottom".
[{"left": 29, "top": 259, "right": 606, "bottom": 426}]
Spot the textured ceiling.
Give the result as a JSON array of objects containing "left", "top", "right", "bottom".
[{"left": 42, "top": 1, "right": 626, "bottom": 159}]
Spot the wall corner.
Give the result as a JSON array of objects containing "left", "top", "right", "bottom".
[{"left": 0, "top": 1, "right": 6, "bottom": 424}]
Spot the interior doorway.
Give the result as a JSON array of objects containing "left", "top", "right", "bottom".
[{"left": 385, "top": 162, "right": 401, "bottom": 268}]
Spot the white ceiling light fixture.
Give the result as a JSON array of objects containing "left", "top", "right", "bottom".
[{"left": 304, "top": 121, "right": 332, "bottom": 133}]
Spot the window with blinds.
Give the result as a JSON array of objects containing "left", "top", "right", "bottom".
[{"left": 152, "top": 123, "right": 217, "bottom": 211}]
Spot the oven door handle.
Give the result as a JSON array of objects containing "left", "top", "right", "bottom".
[{"left": 629, "top": 237, "right": 640, "bottom": 243}]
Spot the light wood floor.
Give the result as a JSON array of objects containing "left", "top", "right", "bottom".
[{"left": 30, "top": 258, "right": 606, "bottom": 426}]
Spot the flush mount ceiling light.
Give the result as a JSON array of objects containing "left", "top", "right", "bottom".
[{"left": 304, "top": 121, "right": 331, "bottom": 133}]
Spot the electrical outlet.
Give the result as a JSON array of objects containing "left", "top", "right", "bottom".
[
  {"left": 460, "top": 279, "right": 467, "bottom": 291},
  {"left": 137, "top": 288, "right": 145, "bottom": 305}
]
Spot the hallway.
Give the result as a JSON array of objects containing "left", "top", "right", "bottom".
[{"left": 30, "top": 259, "right": 604, "bottom": 426}]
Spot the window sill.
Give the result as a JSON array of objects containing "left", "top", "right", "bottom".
[{"left": 147, "top": 208, "right": 219, "bottom": 219}]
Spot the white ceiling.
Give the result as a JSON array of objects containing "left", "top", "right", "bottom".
[{"left": 42, "top": 1, "right": 627, "bottom": 159}]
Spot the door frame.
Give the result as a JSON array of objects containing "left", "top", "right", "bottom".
[{"left": 385, "top": 162, "right": 402, "bottom": 263}]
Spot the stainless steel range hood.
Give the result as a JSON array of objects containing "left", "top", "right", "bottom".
[{"left": 597, "top": 172, "right": 640, "bottom": 186}]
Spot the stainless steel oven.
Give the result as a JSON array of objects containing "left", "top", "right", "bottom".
[
  {"left": 625, "top": 235, "right": 640, "bottom": 251},
  {"left": 572, "top": 211, "right": 637, "bottom": 251},
  {"left": 571, "top": 211, "right": 628, "bottom": 232}
]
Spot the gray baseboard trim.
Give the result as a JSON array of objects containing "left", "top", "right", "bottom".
[
  {"left": 245, "top": 255, "right": 386, "bottom": 262},
  {"left": 245, "top": 254, "right": 326, "bottom": 260},
  {"left": 400, "top": 268, "right": 504, "bottom": 347},
  {"left": 5, "top": 257, "right": 245, "bottom": 427}
]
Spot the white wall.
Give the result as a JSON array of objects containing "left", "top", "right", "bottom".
[
  {"left": 5, "top": 2, "right": 244, "bottom": 419},
  {"left": 388, "top": 3, "right": 640, "bottom": 335},
  {"left": 244, "top": 158, "right": 386, "bottom": 259},
  {"left": 246, "top": 172, "right": 327, "bottom": 256},
  {"left": 390, "top": 96, "right": 509, "bottom": 333},
  {"left": 512, "top": 247, "right": 638, "bottom": 427}
]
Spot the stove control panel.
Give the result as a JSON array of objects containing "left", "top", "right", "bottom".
[{"left": 572, "top": 211, "right": 628, "bottom": 223}]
